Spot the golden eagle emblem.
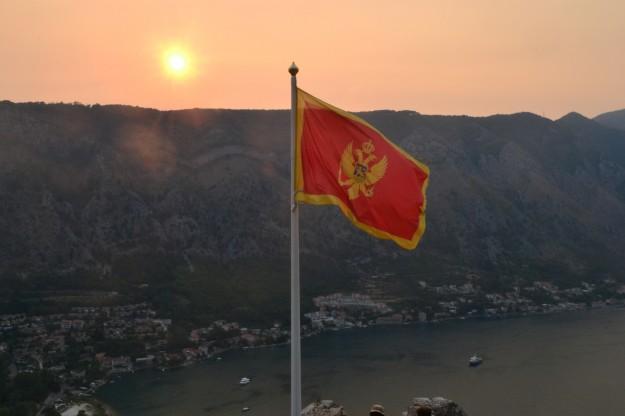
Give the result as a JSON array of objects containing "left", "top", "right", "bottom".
[{"left": 338, "top": 140, "right": 388, "bottom": 200}]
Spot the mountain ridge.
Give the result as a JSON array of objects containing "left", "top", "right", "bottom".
[
  {"left": 595, "top": 108, "right": 625, "bottom": 132},
  {"left": 2, "top": 100, "right": 625, "bottom": 320}
]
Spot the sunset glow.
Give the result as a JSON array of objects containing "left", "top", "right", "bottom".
[{"left": 1, "top": 1, "right": 624, "bottom": 117}]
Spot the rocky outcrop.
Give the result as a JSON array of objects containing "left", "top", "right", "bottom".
[
  {"left": 302, "top": 400, "right": 346, "bottom": 416},
  {"left": 407, "top": 397, "right": 468, "bottom": 416},
  {"left": 301, "top": 397, "right": 468, "bottom": 416}
]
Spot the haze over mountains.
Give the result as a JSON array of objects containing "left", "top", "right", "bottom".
[{"left": 1, "top": 101, "right": 625, "bottom": 320}]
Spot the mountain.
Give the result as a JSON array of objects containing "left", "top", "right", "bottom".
[
  {"left": 595, "top": 108, "right": 625, "bottom": 131},
  {"left": 1, "top": 101, "right": 625, "bottom": 321}
]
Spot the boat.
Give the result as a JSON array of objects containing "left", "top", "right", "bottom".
[
  {"left": 242, "top": 407, "right": 251, "bottom": 412},
  {"left": 239, "top": 377, "right": 251, "bottom": 385},
  {"left": 468, "top": 354, "right": 483, "bottom": 367}
]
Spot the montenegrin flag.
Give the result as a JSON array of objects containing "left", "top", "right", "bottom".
[{"left": 295, "top": 89, "right": 430, "bottom": 250}]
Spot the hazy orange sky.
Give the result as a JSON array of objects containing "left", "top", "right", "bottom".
[{"left": 1, "top": 0, "right": 624, "bottom": 118}]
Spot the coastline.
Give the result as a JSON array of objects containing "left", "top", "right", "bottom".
[
  {"left": 115, "top": 301, "right": 625, "bottom": 375},
  {"left": 94, "top": 304, "right": 625, "bottom": 416},
  {"left": 93, "top": 302, "right": 625, "bottom": 413}
]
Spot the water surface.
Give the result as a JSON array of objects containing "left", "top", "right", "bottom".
[{"left": 98, "top": 308, "right": 625, "bottom": 416}]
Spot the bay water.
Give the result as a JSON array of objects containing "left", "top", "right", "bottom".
[{"left": 97, "top": 308, "right": 625, "bottom": 416}]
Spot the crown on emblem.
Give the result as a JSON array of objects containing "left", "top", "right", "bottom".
[{"left": 362, "top": 140, "right": 375, "bottom": 154}]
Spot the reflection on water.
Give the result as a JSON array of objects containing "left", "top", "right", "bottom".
[{"left": 98, "top": 308, "right": 625, "bottom": 416}]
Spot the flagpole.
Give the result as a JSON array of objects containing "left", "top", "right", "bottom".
[{"left": 288, "top": 62, "right": 302, "bottom": 416}]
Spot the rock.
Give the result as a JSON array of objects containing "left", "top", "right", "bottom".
[
  {"left": 408, "top": 396, "right": 468, "bottom": 416},
  {"left": 302, "top": 396, "right": 467, "bottom": 416},
  {"left": 302, "top": 400, "right": 346, "bottom": 416}
]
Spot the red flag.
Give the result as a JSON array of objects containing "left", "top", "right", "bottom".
[{"left": 295, "top": 89, "right": 429, "bottom": 250}]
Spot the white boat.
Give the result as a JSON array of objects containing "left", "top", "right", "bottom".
[
  {"left": 239, "top": 377, "right": 251, "bottom": 385},
  {"left": 242, "top": 407, "right": 251, "bottom": 412},
  {"left": 469, "top": 354, "right": 483, "bottom": 367}
]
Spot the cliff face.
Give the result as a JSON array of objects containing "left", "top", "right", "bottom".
[{"left": 1, "top": 101, "right": 625, "bottom": 314}]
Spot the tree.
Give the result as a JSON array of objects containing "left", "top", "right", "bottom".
[
  {"left": 12, "top": 401, "right": 37, "bottom": 416},
  {"left": 0, "top": 353, "right": 10, "bottom": 402}
]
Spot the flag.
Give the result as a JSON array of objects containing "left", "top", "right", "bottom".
[{"left": 295, "top": 89, "right": 429, "bottom": 250}]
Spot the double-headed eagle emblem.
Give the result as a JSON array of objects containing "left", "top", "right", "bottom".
[{"left": 338, "top": 140, "right": 388, "bottom": 200}]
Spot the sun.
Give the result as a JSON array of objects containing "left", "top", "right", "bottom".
[
  {"left": 168, "top": 54, "right": 186, "bottom": 72},
  {"left": 163, "top": 49, "right": 191, "bottom": 78}
]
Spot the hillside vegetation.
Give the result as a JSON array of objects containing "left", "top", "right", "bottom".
[{"left": 1, "top": 101, "right": 625, "bottom": 321}]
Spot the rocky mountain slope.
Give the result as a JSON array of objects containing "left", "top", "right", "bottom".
[{"left": 1, "top": 101, "right": 625, "bottom": 319}]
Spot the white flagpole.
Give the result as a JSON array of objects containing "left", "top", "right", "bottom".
[{"left": 288, "top": 62, "right": 302, "bottom": 416}]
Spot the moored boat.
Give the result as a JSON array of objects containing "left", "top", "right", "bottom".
[{"left": 469, "top": 354, "right": 483, "bottom": 367}]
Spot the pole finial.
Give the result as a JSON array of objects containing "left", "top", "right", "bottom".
[{"left": 288, "top": 62, "right": 299, "bottom": 76}]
